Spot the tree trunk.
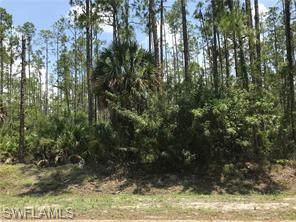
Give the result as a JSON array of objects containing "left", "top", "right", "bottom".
[
  {"left": 112, "top": 3, "right": 118, "bottom": 43},
  {"left": 160, "top": 0, "right": 164, "bottom": 78},
  {"left": 173, "top": 31, "right": 180, "bottom": 83},
  {"left": 74, "top": 27, "right": 78, "bottom": 118},
  {"left": 0, "top": 36, "right": 3, "bottom": 113},
  {"left": 254, "top": 0, "right": 262, "bottom": 87},
  {"left": 45, "top": 38, "right": 49, "bottom": 114},
  {"left": 223, "top": 35, "right": 230, "bottom": 86},
  {"left": 19, "top": 36, "right": 26, "bottom": 162},
  {"left": 9, "top": 36, "right": 13, "bottom": 108},
  {"left": 245, "top": 0, "right": 256, "bottom": 85},
  {"left": 211, "top": 0, "right": 219, "bottom": 94},
  {"left": 227, "top": 0, "right": 238, "bottom": 78},
  {"left": 148, "top": 5, "right": 152, "bottom": 53},
  {"left": 149, "top": 0, "right": 160, "bottom": 69},
  {"left": 217, "top": 32, "right": 224, "bottom": 85},
  {"left": 27, "top": 37, "right": 32, "bottom": 105},
  {"left": 284, "top": 0, "right": 295, "bottom": 139},
  {"left": 125, "top": 0, "right": 129, "bottom": 41},
  {"left": 163, "top": 20, "right": 169, "bottom": 82},
  {"left": 181, "top": 0, "right": 191, "bottom": 83},
  {"left": 238, "top": 33, "right": 249, "bottom": 89},
  {"left": 86, "top": 0, "right": 94, "bottom": 126}
]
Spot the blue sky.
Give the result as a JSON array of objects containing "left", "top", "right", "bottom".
[
  {"left": 0, "top": 0, "right": 279, "bottom": 80},
  {"left": 0, "top": 0, "right": 279, "bottom": 64},
  {"left": 0, "top": 0, "right": 279, "bottom": 43},
  {"left": 0, "top": 0, "right": 70, "bottom": 30}
]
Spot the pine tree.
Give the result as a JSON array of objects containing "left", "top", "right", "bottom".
[
  {"left": 181, "top": 0, "right": 191, "bottom": 83},
  {"left": 19, "top": 35, "right": 26, "bottom": 161}
]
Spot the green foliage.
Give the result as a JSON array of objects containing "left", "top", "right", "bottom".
[
  {"left": 171, "top": 86, "right": 281, "bottom": 167},
  {"left": 86, "top": 121, "right": 119, "bottom": 161},
  {"left": 0, "top": 121, "right": 18, "bottom": 156},
  {"left": 22, "top": 112, "right": 89, "bottom": 160},
  {"left": 1, "top": 0, "right": 296, "bottom": 174}
]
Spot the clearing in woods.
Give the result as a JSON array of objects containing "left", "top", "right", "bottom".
[{"left": 0, "top": 163, "right": 295, "bottom": 220}]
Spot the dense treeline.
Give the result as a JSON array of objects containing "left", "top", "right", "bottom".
[{"left": 0, "top": 0, "right": 295, "bottom": 171}]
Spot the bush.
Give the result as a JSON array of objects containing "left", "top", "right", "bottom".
[
  {"left": 0, "top": 121, "right": 19, "bottom": 158},
  {"left": 174, "top": 86, "right": 281, "bottom": 168}
]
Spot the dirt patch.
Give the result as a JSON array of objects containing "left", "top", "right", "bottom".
[
  {"left": 271, "top": 164, "right": 296, "bottom": 191},
  {"left": 1, "top": 162, "right": 296, "bottom": 196},
  {"left": 69, "top": 164, "right": 296, "bottom": 195},
  {"left": 177, "top": 202, "right": 291, "bottom": 211},
  {"left": 100, "top": 201, "right": 293, "bottom": 212}
]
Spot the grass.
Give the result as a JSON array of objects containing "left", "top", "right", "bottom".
[{"left": 0, "top": 163, "right": 295, "bottom": 220}]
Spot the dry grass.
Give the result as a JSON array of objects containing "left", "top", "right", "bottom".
[{"left": 0, "top": 163, "right": 295, "bottom": 220}]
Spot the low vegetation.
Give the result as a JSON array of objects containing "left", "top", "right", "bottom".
[{"left": 0, "top": 0, "right": 295, "bottom": 171}]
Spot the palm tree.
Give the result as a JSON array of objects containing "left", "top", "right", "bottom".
[{"left": 94, "top": 41, "right": 158, "bottom": 114}]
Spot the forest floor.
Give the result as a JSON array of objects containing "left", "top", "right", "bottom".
[{"left": 0, "top": 163, "right": 295, "bottom": 220}]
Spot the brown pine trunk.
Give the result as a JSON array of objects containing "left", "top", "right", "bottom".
[
  {"left": 112, "top": 2, "right": 118, "bottom": 43},
  {"left": 45, "top": 38, "right": 49, "bottom": 114},
  {"left": 181, "top": 0, "right": 191, "bottom": 83},
  {"left": 200, "top": 12, "right": 211, "bottom": 86},
  {"left": 19, "top": 36, "right": 26, "bottom": 162},
  {"left": 238, "top": 33, "right": 249, "bottom": 89},
  {"left": 172, "top": 34, "right": 177, "bottom": 85},
  {"left": 223, "top": 35, "right": 230, "bottom": 85},
  {"left": 211, "top": 0, "right": 219, "bottom": 94},
  {"left": 74, "top": 27, "right": 78, "bottom": 118},
  {"left": 284, "top": 0, "right": 295, "bottom": 139},
  {"left": 217, "top": 32, "right": 224, "bottom": 85},
  {"left": 160, "top": 0, "right": 164, "bottom": 78},
  {"left": 245, "top": 0, "right": 256, "bottom": 85},
  {"left": 27, "top": 37, "right": 32, "bottom": 105},
  {"left": 9, "top": 35, "right": 13, "bottom": 108},
  {"left": 173, "top": 32, "right": 180, "bottom": 84},
  {"left": 227, "top": 0, "right": 238, "bottom": 78},
  {"left": 150, "top": 0, "right": 159, "bottom": 69},
  {"left": 163, "top": 20, "right": 169, "bottom": 82},
  {"left": 254, "top": 0, "right": 262, "bottom": 86},
  {"left": 0, "top": 36, "right": 3, "bottom": 113},
  {"left": 39, "top": 70, "right": 42, "bottom": 111},
  {"left": 148, "top": 6, "right": 152, "bottom": 53},
  {"left": 86, "top": 0, "right": 94, "bottom": 126},
  {"left": 125, "top": 0, "right": 129, "bottom": 41}
]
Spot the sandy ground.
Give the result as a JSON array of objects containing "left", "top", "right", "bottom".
[{"left": 0, "top": 220, "right": 296, "bottom": 222}]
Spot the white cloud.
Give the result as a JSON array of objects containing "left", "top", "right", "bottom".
[{"left": 259, "top": 3, "right": 268, "bottom": 15}]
